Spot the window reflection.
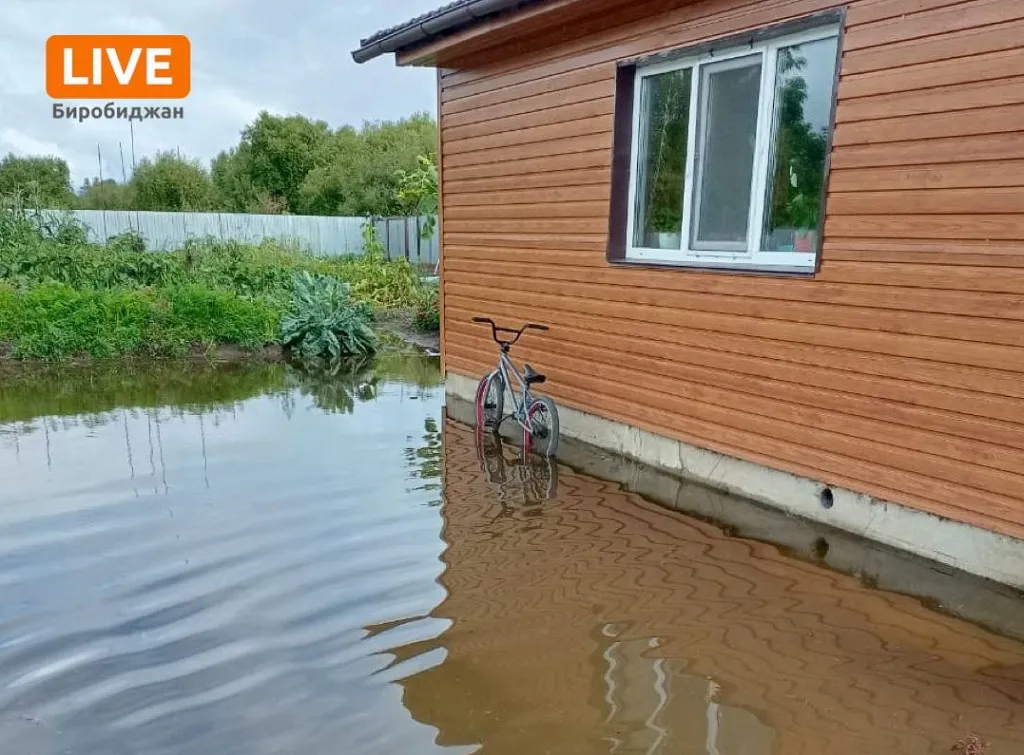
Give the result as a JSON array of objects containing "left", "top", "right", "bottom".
[
  {"left": 762, "top": 37, "right": 839, "bottom": 254},
  {"left": 632, "top": 68, "right": 692, "bottom": 250}
]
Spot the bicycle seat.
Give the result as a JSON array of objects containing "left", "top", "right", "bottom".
[{"left": 523, "top": 364, "right": 546, "bottom": 385}]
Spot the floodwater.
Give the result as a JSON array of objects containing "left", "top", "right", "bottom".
[{"left": 0, "top": 354, "right": 1022, "bottom": 755}]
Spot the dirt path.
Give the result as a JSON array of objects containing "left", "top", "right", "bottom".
[{"left": 375, "top": 309, "right": 440, "bottom": 355}]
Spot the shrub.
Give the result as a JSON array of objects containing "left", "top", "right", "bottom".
[
  {"left": 413, "top": 283, "right": 439, "bottom": 332},
  {"left": 107, "top": 229, "right": 147, "bottom": 253},
  {"left": 280, "top": 271, "right": 377, "bottom": 362}
]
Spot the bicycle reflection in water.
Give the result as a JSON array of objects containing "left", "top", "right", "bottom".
[{"left": 474, "top": 422, "right": 559, "bottom": 510}]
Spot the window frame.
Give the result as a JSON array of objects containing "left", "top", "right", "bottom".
[{"left": 620, "top": 21, "right": 842, "bottom": 274}]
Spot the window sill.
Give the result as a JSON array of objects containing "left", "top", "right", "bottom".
[{"left": 608, "top": 255, "right": 818, "bottom": 277}]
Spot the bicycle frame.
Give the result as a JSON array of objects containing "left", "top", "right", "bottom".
[{"left": 492, "top": 351, "right": 535, "bottom": 432}]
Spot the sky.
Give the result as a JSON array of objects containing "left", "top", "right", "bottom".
[{"left": 0, "top": 0, "right": 442, "bottom": 186}]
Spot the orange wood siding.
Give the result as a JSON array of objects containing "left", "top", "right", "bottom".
[{"left": 436, "top": 0, "right": 1024, "bottom": 538}]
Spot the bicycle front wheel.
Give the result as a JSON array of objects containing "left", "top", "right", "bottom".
[
  {"left": 523, "top": 396, "right": 559, "bottom": 457},
  {"left": 475, "top": 371, "right": 505, "bottom": 431}
]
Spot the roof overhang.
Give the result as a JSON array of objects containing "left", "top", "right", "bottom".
[{"left": 351, "top": 0, "right": 547, "bottom": 66}]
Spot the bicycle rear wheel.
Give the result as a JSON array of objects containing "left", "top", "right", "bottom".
[
  {"left": 475, "top": 371, "right": 505, "bottom": 431},
  {"left": 523, "top": 396, "right": 559, "bottom": 457}
]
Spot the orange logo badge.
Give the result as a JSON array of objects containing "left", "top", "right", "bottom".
[{"left": 46, "top": 35, "right": 191, "bottom": 99}]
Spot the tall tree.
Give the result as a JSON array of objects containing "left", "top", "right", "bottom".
[
  {"left": 234, "top": 111, "right": 333, "bottom": 213},
  {"left": 78, "top": 177, "right": 135, "bottom": 210},
  {"left": 765, "top": 48, "right": 829, "bottom": 234},
  {"left": 296, "top": 113, "right": 437, "bottom": 217},
  {"left": 0, "top": 154, "right": 75, "bottom": 207},
  {"left": 131, "top": 152, "right": 214, "bottom": 211}
]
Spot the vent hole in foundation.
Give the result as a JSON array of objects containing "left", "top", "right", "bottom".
[{"left": 820, "top": 487, "right": 835, "bottom": 510}]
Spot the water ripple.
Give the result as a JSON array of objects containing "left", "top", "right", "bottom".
[{"left": 0, "top": 360, "right": 451, "bottom": 755}]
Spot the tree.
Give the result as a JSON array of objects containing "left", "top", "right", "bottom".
[
  {"left": 235, "top": 111, "right": 332, "bottom": 213},
  {"left": 0, "top": 154, "right": 75, "bottom": 207},
  {"left": 131, "top": 151, "right": 214, "bottom": 211},
  {"left": 397, "top": 154, "right": 439, "bottom": 236},
  {"left": 296, "top": 113, "right": 437, "bottom": 216},
  {"left": 78, "top": 177, "right": 135, "bottom": 210},
  {"left": 634, "top": 71, "right": 690, "bottom": 241},
  {"left": 765, "top": 48, "right": 829, "bottom": 236},
  {"left": 211, "top": 146, "right": 260, "bottom": 212}
]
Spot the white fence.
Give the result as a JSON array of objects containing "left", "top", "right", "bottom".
[{"left": 61, "top": 210, "right": 438, "bottom": 267}]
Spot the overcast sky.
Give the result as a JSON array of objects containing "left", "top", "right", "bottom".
[{"left": 0, "top": 0, "right": 441, "bottom": 186}]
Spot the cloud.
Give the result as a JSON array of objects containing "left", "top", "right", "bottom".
[{"left": 0, "top": 0, "right": 440, "bottom": 185}]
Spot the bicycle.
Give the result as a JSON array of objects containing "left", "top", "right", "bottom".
[{"left": 472, "top": 317, "right": 560, "bottom": 457}]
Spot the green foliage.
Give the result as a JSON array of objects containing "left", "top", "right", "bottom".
[
  {"left": 131, "top": 151, "right": 214, "bottom": 211},
  {"left": 337, "top": 224, "right": 422, "bottom": 309},
  {"left": 78, "top": 178, "right": 135, "bottom": 210},
  {"left": 0, "top": 154, "right": 75, "bottom": 208},
  {"left": 636, "top": 70, "right": 691, "bottom": 236},
  {"left": 237, "top": 112, "right": 332, "bottom": 213},
  {"left": 295, "top": 114, "right": 438, "bottom": 216},
  {"left": 0, "top": 282, "right": 279, "bottom": 359},
  {"left": 413, "top": 282, "right": 439, "bottom": 332},
  {"left": 0, "top": 206, "right": 424, "bottom": 362},
  {"left": 0, "top": 207, "right": 421, "bottom": 310},
  {"left": 397, "top": 155, "right": 439, "bottom": 237},
  {"left": 210, "top": 112, "right": 437, "bottom": 216},
  {"left": 765, "top": 47, "right": 830, "bottom": 236},
  {"left": 0, "top": 207, "right": 179, "bottom": 290},
  {"left": 280, "top": 271, "right": 377, "bottom": 363},
  {"left": 14, "top": 110, "right": 437, "bottom": 220}
]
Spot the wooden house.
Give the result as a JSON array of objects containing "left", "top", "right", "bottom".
[{"left": 353, "top": 0, "right": 1024, "bottom": 588}]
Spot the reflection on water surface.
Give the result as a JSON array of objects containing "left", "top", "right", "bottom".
[{"left": 0, "top": 355, "right": 1021, "bottom": 754}]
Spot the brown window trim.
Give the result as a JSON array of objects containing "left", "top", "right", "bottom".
[{"left": 606, "top": 7, "right": 847, "bottom": 277}]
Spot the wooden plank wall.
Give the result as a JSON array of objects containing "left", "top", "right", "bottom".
[{"left": 436, "top": 0, "right": 1024, "bottom": 539}]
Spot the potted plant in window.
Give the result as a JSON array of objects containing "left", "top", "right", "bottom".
[
  {"left": 646, "top": 203, "right": 682, "bottom": 249},
  {"left": 788, "top": 193, "right": 820, "bottom": 253}
]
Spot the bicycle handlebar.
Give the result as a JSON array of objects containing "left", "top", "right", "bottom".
[{"left": 472, "top": 317, "right": 548, "bottom": 348}]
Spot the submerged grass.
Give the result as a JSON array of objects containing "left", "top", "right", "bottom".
[{"left": 0, "top": 204, "right": 429, "bottom": 360}]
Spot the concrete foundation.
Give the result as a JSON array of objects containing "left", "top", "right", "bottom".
[{"left": 446, "top": 371, "right": 1024, "bottom": 593}]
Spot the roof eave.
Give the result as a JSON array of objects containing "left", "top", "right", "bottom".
[{"left": 351, "top": 0, "right": 541, "bottom": 64}]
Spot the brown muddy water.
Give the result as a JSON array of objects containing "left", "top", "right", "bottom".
[{"left": 0, "top": 354, "right": 1022, "bottom": 755}]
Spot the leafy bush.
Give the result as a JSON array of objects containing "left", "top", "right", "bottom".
[
  {"left": 280, "top": 271, "right": 377, "bottom": 362},
  {"left": 413, "top": 282, "right": 439, "bottom": 332},
  {"left": 107, "top": 229, "right": 146, "bottom": 253},
  {"left": 397, "top": 155, "right": 438, "bottom": 237}
]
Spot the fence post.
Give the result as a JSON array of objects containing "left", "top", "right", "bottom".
[{"left": 416, "top": 215, "right": 422, "bottom": 267}]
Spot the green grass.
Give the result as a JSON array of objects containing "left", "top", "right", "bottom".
[
  {"left": 0, "top": 206, "right": 429, "bottom": 360},
  {"left": 0, "top": 282, "right": 281, "bottom": 359}
]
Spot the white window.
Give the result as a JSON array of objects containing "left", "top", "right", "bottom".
[{"left": 625, "top": 25, "right": 840, "bottom": 272}]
